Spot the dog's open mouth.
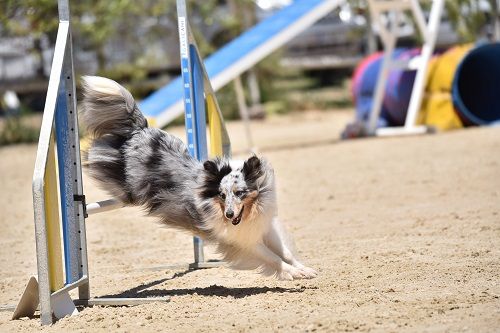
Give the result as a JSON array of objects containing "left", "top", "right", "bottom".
[{"left": 231, "top": 207, "right": 244, "bottom": 225}]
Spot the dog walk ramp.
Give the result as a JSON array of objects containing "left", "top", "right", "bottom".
[{"left": 140, "top": 0, "right": 345, "bottom": 128}]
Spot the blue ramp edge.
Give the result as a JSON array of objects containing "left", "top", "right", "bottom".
[{"left": 139, "top": 0, "right": 327, "bottom": 122}]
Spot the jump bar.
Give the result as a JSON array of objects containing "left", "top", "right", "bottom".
[{"left": 86, "top": 199, "right": 123, "bottom": 216}]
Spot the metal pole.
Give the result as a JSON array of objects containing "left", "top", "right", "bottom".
[
  {"left": 495, "top": 0, "right": 500, "bottom": 41},
  {"left": 404, "top": 0, "right": 444, "bottom": 128},
  {"left": 367, "top": 34, "right": 395, "bottom": 134},
  {"left": 58, "top": 0, "right": 70, "bottom": 22},
  {"left": 247, "top": 69, "right": 261, "bottom": 107},
  {"left": 366, "top": 0, "right": 396, "bottom": 134},
  {"left": 233, "top": 76, "right": 255, "bottom": 152},
  {"left": 177, "top": 0, "right": 206, "bottom": 265},
  {"left": 33, "top": 19, "right": 70, "bottom": 326}
]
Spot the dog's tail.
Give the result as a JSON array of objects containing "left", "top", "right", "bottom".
[
  {"left": 80, "top": 76, "right": 148, "bottom": 139},
  {"left": 80, "top": 76, "right": 148, "bottom": 203}
]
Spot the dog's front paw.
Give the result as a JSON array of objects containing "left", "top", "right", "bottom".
[
  {"left": 296, "top": 265, "right": 317, "bottom": 279},
  {"left": 292, "top": 262, "right": 317, "bottom": 279},
  {"left": 278, "top": 263, "right": 315, "bottom": 280}
]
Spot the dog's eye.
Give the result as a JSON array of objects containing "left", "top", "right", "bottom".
[
  {"left": 219, "top": 192, "right": 226, "bottom": 200},
  {"left": 235, "top": 191, "right": 246, "bottom": 197}
]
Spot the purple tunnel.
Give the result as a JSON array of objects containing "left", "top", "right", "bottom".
[{"left": 351, "top": 48, "right": 419, "bottom": 127}]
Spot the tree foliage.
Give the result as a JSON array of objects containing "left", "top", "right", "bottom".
[
  {"left": 1, "top": 0, "right": 177, "bottom": 75},
  {"left": 1, "top": 0, "right": 496, "bottom": 93},
  {"left": 445, "top": 0, "right": 496, "bottom": 42}
]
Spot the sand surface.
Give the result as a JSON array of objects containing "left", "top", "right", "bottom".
[{"left": 0, "top": 110, "right": 499, "bottom": 332}]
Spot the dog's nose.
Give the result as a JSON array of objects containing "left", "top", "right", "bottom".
[{"left": 225, "top": 210, "right": 234, "bottom": 219}]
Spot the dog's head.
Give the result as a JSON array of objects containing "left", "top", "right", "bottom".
[{"left": 201, "top": 156, "right": 273, "bottom": 226}]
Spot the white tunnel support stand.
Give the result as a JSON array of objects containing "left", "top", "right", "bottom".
[{"left": 366, "top": 0, "right": 445, "bottom": 136}]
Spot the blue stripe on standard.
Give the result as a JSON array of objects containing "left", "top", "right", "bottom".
[
  {"left": 190, "top": 44, "right": 208, "bottom": 161},
  {"left": 189, "top": 44, "right": 208, "bottom": 254},
  {"left": 54, "top": 73, "right": 80, "bottom": 284},
  {"left": 181, "top": 57, "right": 195, "bottom": 156}
]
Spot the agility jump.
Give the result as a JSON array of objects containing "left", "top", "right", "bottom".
[{"left": 14, "top": 0, "right": 230, "bottom": 325}]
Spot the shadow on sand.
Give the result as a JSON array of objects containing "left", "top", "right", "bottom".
[{"left": 98, "top": 268, "right": 307, "bottom": 299}]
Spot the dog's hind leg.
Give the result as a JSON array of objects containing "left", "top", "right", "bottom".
[{"left": 263, "top": 218, "right": 317, "bottom": 278}]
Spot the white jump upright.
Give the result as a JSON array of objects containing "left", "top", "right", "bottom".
[
  {"left": 14, "top": 0, "right": 232, "bottom": 325},
  {"left": 13, "top": 0, "right": 169, "bottom": 325},
  {"left": 366, "top": 0, "right": 445, "bottom": 136},
  {"left": 14, "top": 0, "right": 89, "bottom": 324}
]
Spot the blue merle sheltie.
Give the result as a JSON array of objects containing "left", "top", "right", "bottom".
[{"left": 80, "top": 76, "right": 316, "bottom": 280}]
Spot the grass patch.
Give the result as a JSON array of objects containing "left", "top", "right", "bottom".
[{"left": 0, "top": 115, "right": 40, "bottom": 146}]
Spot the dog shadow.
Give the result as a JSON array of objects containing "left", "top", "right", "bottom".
[{"left": 98, "top": 268, "right": 306, "bottom": 299}]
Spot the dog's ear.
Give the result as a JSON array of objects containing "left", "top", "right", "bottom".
[
  {"left": 201, "top": 159, "right": 232, "bottom": 199},
  {"left": 243, "top": 155, "right": 263, "bottom": 185},
  {"left": 203, "top": 159, "right": 231, "bottom": 176},
  {"left": 203, "top": 160, "right": 218, "bottom": 175}
]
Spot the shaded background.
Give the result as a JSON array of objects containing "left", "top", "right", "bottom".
[{"left": 0, "top": 0, "right": 498, "bottom": 145}]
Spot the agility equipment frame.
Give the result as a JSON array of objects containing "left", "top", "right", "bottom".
[
  {"left": 176, "top": 0, "right": 231, "bottom": 265},
  {"left": 366, "top": 0, "right": 444, "bottom": 136},
  {"left": 14, "top": 0, "right": 231, "bottom": 325}
]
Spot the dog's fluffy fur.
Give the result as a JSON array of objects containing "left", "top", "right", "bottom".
[{"left": 80, "top": 76, "right": 316, "bottom": 280}]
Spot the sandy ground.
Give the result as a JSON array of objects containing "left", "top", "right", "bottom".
[{"left": 0, "top": 109, "right": 499, "bottom": 332}]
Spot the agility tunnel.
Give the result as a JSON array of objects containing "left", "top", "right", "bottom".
[
  {"left": 351, "top": 42, "right": 500, "bottom": 131},
  {"left": 351, "top": 49, "right": 419, "bottom": 128},
  {"left": 418, "top": 44, "right": 472, "bottom": 130},
  {"left": 452, "top": 43, "right": 500, "bottom": 126},
  {"left": 383, "top": 48, "right": 421, "bottom": 126},
  {"left": 350, "top": 51, "right": 386, "bottom": 127}
]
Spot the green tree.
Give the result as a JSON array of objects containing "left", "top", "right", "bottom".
[
  {"left": 0, "top": 0, "right": 177, "bottom": 75},
  {"left": 445, "top": 0, "right": 496, "bottom": 42}
]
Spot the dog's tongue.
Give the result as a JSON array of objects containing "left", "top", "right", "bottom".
[{"left": 231, "top": 207, "right": 244, "bottom": 225}]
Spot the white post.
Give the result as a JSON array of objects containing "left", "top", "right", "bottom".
[
  {"left": 247, "top": 69, "right": 261, "bottom": 107},
  {"left": 366, "top": 4, "right": 396, "bottom": 135},
  {"left": 233, "top": 76, "right": 255, "bottom": 152},
  {"left": 404, "top": 0, "right": 444, "bottom": 128},
  {"left": 366, "top": 0, "right": 443, "bottom": 136}
]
